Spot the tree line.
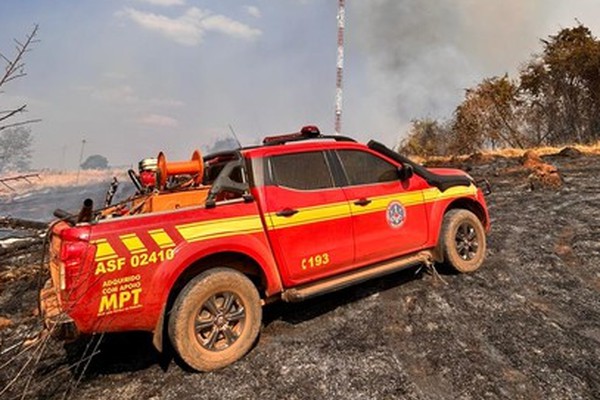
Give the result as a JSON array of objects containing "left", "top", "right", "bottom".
[{"left": 400, "top": 24, "right": 600, "bottom": 156}]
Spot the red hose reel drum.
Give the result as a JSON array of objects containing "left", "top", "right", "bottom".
[{"left": 156, "top": 149, "right": 204, "bottom": 187}]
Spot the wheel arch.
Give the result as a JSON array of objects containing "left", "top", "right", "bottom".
[
  {"left": 152, "top": 245, "right": 281, "bottom": 352},
  {"left": 445, "top": 197, "right": 488, "bottom": 227},
  {"left": 168, "top": 251, "right": 269, "bottom": 302},
  {"left": 430, "top": 196, "right": 488, "bottom": 262}
]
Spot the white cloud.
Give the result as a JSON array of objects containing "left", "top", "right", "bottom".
[
  {"left": 132, "top": 0, "right": 185, "bottom": 6},
  {"left": 136, "top": 113, "right": 179, "bottom": 128},
  {"left": 201, "top": 14, "right": 261, "bottom": 39},
  {"left": 244, "top": 6, "right": 261, "bottom": 18},
  {"left": 118, "top": 7, "right": 261, "bottom": 46}
]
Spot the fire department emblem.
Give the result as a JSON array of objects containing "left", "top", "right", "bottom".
[{"left": 386, "top": 201, "right": 406, "bottom": 228}]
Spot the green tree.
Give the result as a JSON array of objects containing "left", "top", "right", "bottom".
[
  {"left": 520, "top": 24, "right": 600, "bottom": 144},
  {"left": 0, "top": 127, "right": 33, "bottom": 172},
  {"left": 204, "top": 137, "right": 240, "bottom": 154},
  {"left": 452, "top": 75, "right": 526, "bottom": 154},
  {"left": 81, "top": 154, "right": 109, "bottom": 170},
  {"left": 399, "top": 118, "right": 451, "bottom": 156},
  {"left": 400, "top": 24, "right": 600, "bottom": 156}
]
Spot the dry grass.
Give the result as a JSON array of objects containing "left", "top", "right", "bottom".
[
  {"left": 488, "top": 140, "right": 600, "bottom": 158},
  {"left": 419, "top": 141, "right": 600, "bottom": 164},
  {"left": 0, "top": 169, "right": 127, "bottom": 195}
]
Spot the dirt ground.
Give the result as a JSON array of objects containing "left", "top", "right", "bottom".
[{"left": 1, "top": 152, "right": 599, "bottom": 400}]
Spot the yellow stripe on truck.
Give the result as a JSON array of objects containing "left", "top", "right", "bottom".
[
  {"left": 89, "top": 185, "right": 477, "bottom": 253},
  {"left": 148, "top": 229, "right": 176, "bottom": 249},
  {"left": 267, "top": 184, "right": 477, "bottom": 230},
  {"left": 267, "top": 201, "right": 350, "bottom": 229},
  {"left": 348, "top": 191, "right": 425, "bottom": 216},
  {"left": 176, "top": 215, "right": 264, "bottom": 243},
  {"left": 119, "top": 233, "right": 147, "bottom": 255},
  {"left": 91, "top": 238, "right": 118, "bottom": 261},
  {"left": 422, "top": 185, "right": 477, "bottom": 202}
]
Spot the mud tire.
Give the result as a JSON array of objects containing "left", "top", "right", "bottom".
[
  {"left": 168, "top": 268, "right": 262, "bottom": 371},
  {"left": 439, "top": 209, "right": 487, "bottom": 273}
]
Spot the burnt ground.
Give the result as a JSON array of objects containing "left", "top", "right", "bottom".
[{"left": 1, "top": 153, "right": 599, "bottom": 400}]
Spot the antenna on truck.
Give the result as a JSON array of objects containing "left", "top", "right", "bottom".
[{"left": 228, "top": 124, "right": 242, "bottom": 150}]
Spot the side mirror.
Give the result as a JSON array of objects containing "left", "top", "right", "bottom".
[{"left": 397, "top": 164, "right": 414, "bottom": 181}]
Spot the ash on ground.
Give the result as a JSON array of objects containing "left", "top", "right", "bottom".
[{"left": 1, "top": 154, "right": 599, "bottom": 400}]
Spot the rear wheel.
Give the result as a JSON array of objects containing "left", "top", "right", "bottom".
[
  {"left": 439, "top": 209, "right": 486, "bottom": 273},
  {"left": 168, "top": 268, "right": 262, "bottom": 371}
]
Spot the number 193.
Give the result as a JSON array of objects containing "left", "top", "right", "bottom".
[{"left": 301, "top": 253, "right": 330, "bottom": 270}]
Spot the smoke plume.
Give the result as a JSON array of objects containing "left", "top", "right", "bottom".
[{"left": 349, "top": 0, "right": 552, "bottom": 134}]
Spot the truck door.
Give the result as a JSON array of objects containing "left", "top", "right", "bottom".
[
  {"left": 334, "top": 149, "right": 429, "bottom": 265},
  {"left": 262, "top": 150, "right": 354, "bottom": 287}
]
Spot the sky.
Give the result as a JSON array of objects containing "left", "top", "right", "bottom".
[{"left": 1, "top": 0, "right": 600, "bottom": 169}]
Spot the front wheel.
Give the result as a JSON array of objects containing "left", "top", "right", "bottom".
[
  {"left": 438, "top": 209, "right": 487, "bottom": 273},
  {"left": 168, "top": 268, "right": 262, "bottom": 371}
]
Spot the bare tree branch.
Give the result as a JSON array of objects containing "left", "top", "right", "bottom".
[
  {"left": 0, "top": 25, "right": 40, "bottom": 132},
  {"left": 3, "top": 74, "right": 27, "bottom": 86},
  {"left": 0, "top": 119, "right": 41, "bottom": 132},
  {"left": 0, "top": 104, "right": 26, "bottom": 123},
  {"left": 0, "top": 24, "right": 39, "bottom": 88},
  {"left": 0, "top": 109, "right": 28, "bottom": 115},
  {"left": 0, "top": 52, "right": 12, "bottom": 64}
]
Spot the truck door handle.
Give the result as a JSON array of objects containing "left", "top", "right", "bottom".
[
  {"left": 276, "top": 208, "right": 299, "bottom": 217},
  {"left": 353, "top": 198, "right": 372, "bottom": 207}
]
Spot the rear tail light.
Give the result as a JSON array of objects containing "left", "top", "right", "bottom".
[{"left": 59, "top": 241, "right": 89, "bottom": 291}]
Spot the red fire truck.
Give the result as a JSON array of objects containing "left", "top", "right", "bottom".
[{"left": 40, "top": 126, "right": 491, "bottom": 371}]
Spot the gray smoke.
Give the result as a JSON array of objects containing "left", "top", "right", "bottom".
[{"left": 349, "top": 0, "right": 553, "bottom": 130}]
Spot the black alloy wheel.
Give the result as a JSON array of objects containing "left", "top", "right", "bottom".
[
  {"left": 455, "top": 222, "right": 480, "bottom": 261},
  {"left": 195, "top": 292, "right": 246, "bottom": 351}
]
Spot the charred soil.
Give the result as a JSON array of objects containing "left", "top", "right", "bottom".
[{"left": 1, "top": 154, "right": 599, "bottom": 399}]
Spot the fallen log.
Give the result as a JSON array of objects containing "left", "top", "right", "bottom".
[
  {"left": 0, "top": 237, "right": 43, "bottom": 257},
  {"left": 0, "top": 173, "right": 40, "bottom": 191},
  {"left": 0, "top": 217, "right": 47, "bottom": 231}
]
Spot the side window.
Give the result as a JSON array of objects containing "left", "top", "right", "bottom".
[
  {"left": 270, "top": 151, "right": 334, "bottom": 190},
  {"left": 337, "top": 150, "right": 398, "bottom": 186}
]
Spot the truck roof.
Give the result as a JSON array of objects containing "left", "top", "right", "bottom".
[
  {"left": 203, "top": 125, "right": 373, "bottom": 161},
  {"left": 242, "top": 138, "right": 370, "bottom": 159}
]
